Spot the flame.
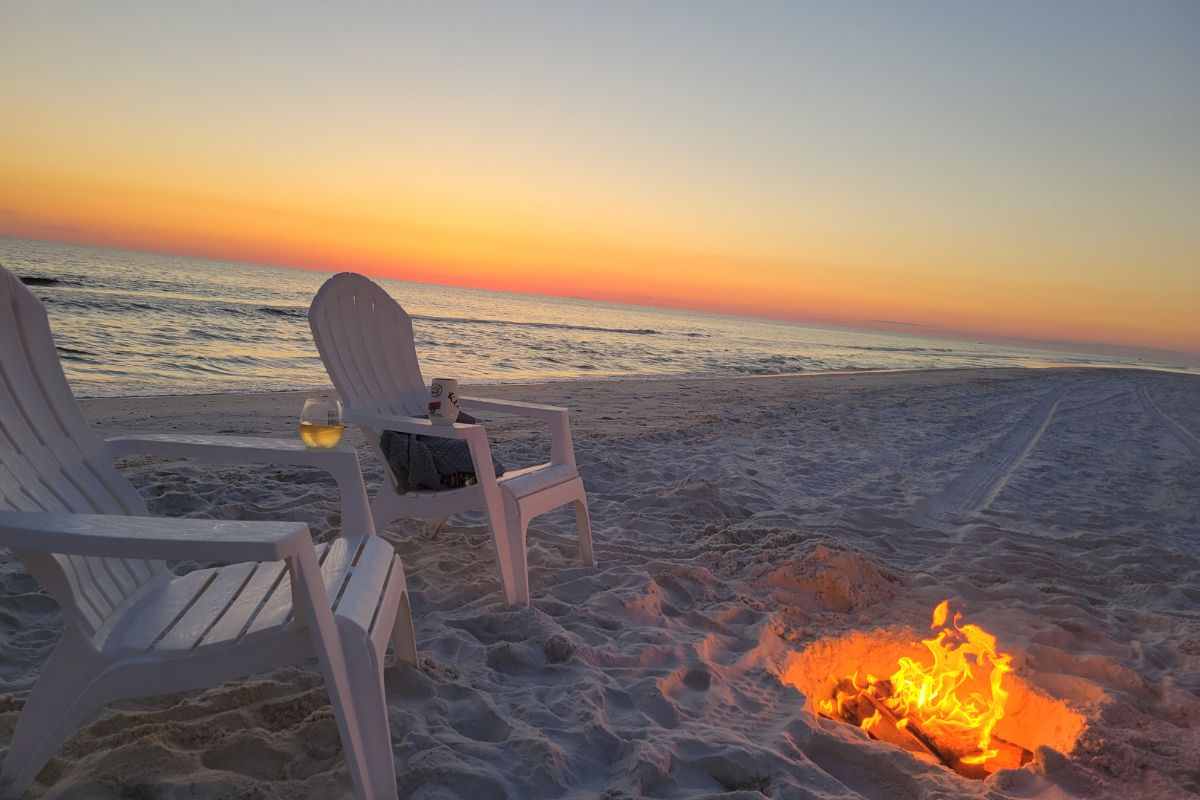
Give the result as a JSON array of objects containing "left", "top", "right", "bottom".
[
  {"left": 817, "top": 600, "right": 1013, "bottom": 768},
  {"left": 884, "top": 600, "right": 1012, "bottom": 765}
]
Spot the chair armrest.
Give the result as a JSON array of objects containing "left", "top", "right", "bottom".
[
  {"left": 343, "top": 411, "right": 482, "bottom": 441},
  {"left": 104, "top": 433, "right": 378, "bottom": 538},
  {"left": 457, "top": 395, "right": 576, "bottom": 467},
  {"left": 0, "top": 511, "right": 312, "bottom": 563},
  {"left": 457, "top": 396, "right": 568, "bottom": 422},
  {"left": 107, "top": 433, "right": 342, "bottom": 465}
]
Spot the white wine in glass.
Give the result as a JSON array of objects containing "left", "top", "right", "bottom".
[{"left": 299, "top": 395, "right": 344, "bottom": 448}]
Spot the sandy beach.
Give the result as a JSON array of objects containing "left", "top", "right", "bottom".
[{"left": 2, "top": 366, "right": 1198, "bottom": 799}]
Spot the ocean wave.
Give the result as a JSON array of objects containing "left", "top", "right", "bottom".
[
  {"left": 710, "top": 354, "right": 829, "bottom": 375},
  {"left": 55, "top": 345, "right": 100, "bottom": 364},
  {"left": 19, "top": 275, "right": 83, "bottom": 287},
  {"left": 837, "top": 344, "right": 956, "bottom": 354},
  {"left": 257, "top": 305, "right": 307, "bottom": 319},
  {"left": 412, "top": 314, "right": 667, "bottom": 337}
]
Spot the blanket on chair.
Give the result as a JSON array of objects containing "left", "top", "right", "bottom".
[{"left": 379, "top": 412, "right": 506, "bottom": 492}]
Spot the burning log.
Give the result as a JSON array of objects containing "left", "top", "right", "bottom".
[
  {"left": 820, "top": 678, "right": 951, "bottom": 767},
  {"left": 820, "top": 677, "right": 1031, "bottom": 779},
  {"left": 858, "top": 685, "right": 947, "bottom": 763}
]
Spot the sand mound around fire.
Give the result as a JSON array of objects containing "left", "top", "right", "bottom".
[{"left": 754, "top": 543, "right": 900, "bottom": 613}]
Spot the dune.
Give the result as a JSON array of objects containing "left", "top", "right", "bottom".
[{"left": 1, "top": 367, "right": 1197, "bottom": 798}]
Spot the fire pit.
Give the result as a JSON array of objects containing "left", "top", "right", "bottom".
[{"left": 781, "top": 600, "right": 1086, "bottom": 780}]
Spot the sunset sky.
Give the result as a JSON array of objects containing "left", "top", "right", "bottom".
[{"left": 2, "top": 3, "right": 1197, "bottom": 355}]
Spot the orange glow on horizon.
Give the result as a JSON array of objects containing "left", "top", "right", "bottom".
[{"left": 1, "top": 164, "right": 1196, "bottom": 358}]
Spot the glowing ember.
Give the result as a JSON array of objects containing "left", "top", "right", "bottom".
[{"left": 818, "top": 600, "right": 1018, "bottom": 773}]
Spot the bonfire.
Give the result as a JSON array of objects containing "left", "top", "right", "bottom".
[{"left": 817, "top": 600, "right": 1031, "bottom": 778}]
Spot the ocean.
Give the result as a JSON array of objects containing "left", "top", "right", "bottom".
[{"left": 1, "top": 237, "right": 1189, "bottom": 398}]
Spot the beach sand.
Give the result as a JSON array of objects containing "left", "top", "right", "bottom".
[{"left": 2, "top": 367, "right": 1198, "bottom": 798}]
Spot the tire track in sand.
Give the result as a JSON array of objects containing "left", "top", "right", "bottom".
[
  {"left": 1139, "top": 385, "right": 1200, "bottom": 458},
  {"left": 921, "top": 385, "right": 1067, "bottom": 520}
]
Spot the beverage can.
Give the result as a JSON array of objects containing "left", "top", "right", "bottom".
[{"left": 428, "top": 378, "right": 460, "bottom": 424}]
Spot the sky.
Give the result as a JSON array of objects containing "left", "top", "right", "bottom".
[{"left": 1, "top": 1, "right": 1197, "bottom": 355}]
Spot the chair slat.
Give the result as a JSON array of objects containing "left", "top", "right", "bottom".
[
  {"left": 368, "top": 555, "right": 399, "bottom": 637},
  {"left": 79, "top": 553, "right": 122, "bottom": 611},
  {"left": 0, "top": 305, "right": 125, "bottom": 514},
  {"left": 0, "top": 459, "right": 55, "bottom": 511},
  {"left": 357, "top": 293, "right": 413, "bottom": 415},
  {"left": 313, "top": 300, "right": 362, "bottom": 408},
  {"left": 84, "top": 455, "right": 148, "bottom": 517},
  {"left": 311, "top": 303, "right": 354, "bottom": 403},
  {"left": 245, "top": 537, "right": 361, "bottom": 637},
  {"left": 116, "top": 570, "right": 218, "bottom": 651},
  {"left": 60, "top": 460, "right": 129, "bottom": 516},
  {"left": 119, "top": 557, "right": 156, "bottom": 588},
  {"left": 198, "top": 558, "right": 291, "bottom": 646},
  {"left": 154, "top": 562, "right": 258, "bottom": 651},
  {"left": 335, "top": 537, "right": 395, "bottom": 625},
  {"left": 18, "top": 282, "right": 122, "bottom": 466},
  {"left": 1, "top": 447, "right": 96, "bottom": 514},
  {"left": 0, "top": 384, "right": 85, "bottom": 508},
  {"left": 71, "top": 555, "right": 118, "bottom": 619},
  {"left": 364, "top": 290, "right": 425, "bottom": 416},
  {"left": 336, "top": 291, "right": 387, "bottom": 412},
  {"left": 98, "top": 556, "right": 140, "bottom": 600},
  {"left": 54, "top": 555, "right": 106, "bottom": 632},
  {"left": 0, "top": 315, "right": 91, "bottom": 479}
]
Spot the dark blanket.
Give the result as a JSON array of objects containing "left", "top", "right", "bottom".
[{"left": 379, "top": 412, "right": 506, "bottom": 492}]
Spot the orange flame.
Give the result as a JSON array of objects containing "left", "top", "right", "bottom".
[
  {"left": 818, "top": 600, "right": 1013, "bottom": 768},
  {"left": 888, "top": 600, "right": 1012, "bottom": 764}
]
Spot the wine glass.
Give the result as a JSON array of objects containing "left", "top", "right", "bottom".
[{"left": 299, "top": 395, "right": 344, "bottom": 448}]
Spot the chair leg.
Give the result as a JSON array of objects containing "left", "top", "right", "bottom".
[
  {"left": 291, "top": 550, "right": 379, "bottom": 800},
  {"left": 491, "top": 500, "right": 530, "bottom": 606},
  {"left": 339, "top": 620, "right": 398, "bottom": 800},
  {"left": 1, "top": 631, "right": 108, "bottom": 795},
  {"left": 573, "top": 495, "right": 595, "bottom": 567},
  {"left": 390, "top": 590, "right": 418, "bottom": 666}
]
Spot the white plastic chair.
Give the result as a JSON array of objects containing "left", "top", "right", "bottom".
[
  {"left": 309, "top": 273, "right": 594, "bottom": 606},
  {"left": 0, "top": 267, "right": 414, "bottom": 800}
]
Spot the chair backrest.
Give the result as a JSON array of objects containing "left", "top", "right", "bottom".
[
  {"left": 0, "top": 266, "right": 162, "bottom": 635},
  {"left": 309, "top": 273, "right": 429, "bottom": 418}
]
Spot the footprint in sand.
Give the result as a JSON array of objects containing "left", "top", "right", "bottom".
[
  {"left": 201, "top": 732, "right": 291, "bottom": 781},
  {"left": 439, "top": 685, "right": 513, "bottom": 742}
]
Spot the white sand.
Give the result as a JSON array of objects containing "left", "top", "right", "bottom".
[{"left": 2, "top": 367, "right": 1198, "bottom": 799}]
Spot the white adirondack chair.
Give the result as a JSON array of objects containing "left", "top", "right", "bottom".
[
  {"left": 0, "top": 267, "right": 414, "bottom": 800},
  {"left": 309, "top": 273, "right": 594, "bottom": 607}
]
